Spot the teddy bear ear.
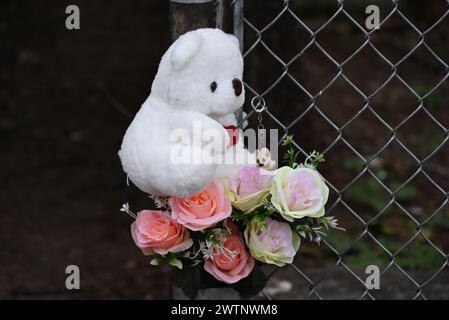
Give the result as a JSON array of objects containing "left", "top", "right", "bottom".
[
  {"left": 227, "top": 34, "right": 240, "bottom": 49},
  {"left": 170, "top": 32, "right": 203, "bottom": 70}
]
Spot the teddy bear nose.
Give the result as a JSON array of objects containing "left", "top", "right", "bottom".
[{"left": 232, "top": 78, "right": 243, "bottom": 97}]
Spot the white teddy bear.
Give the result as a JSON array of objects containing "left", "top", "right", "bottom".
[{"left": 119, "top": 28, "right": 255, "bottom": 198}]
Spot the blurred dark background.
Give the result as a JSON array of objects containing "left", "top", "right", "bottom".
[
  {"left": 1, "top": 0, "right": 448, "bottom": 299},
  {"left": 1, "top": 0, "right": 172, "bottom": 299}
]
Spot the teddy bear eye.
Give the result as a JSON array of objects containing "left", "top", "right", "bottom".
[{"left": 210, "top": 81, "right": 217, "bottom": 93}]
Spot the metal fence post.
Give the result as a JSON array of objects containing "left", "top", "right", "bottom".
[
  {"left": 232, "top": 0, "right": 245, "bottom": 126},
  {"left": 232, "top": 0, "right": 244, "bottom": 52},
  {"left": 169, "top": 0, "right": 216, "bottom": 41}
]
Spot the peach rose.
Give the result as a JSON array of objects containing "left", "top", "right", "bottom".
[
  {"left": 204, "top": 226, "right": 255, "bottom": 284},
  {"left": 169, "top": 181, "right": 232, "bottom": 231},
  {"left": 131, "top": 210, "right": 193, "bottom": 255}
]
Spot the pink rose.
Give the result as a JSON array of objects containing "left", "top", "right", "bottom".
[
  {"left": 230, "top": 166, "right": 273, "bottom": 197},
  {"left": 286, "top": 172, "right": 322, "bottom": 210},
  {"left": 204, "top": 226, "right": 255, "bottom": 284},
  {"left": 169, "top": 181, "right": 232, "bottom": 231},
  {"left": 131, "top": 210, "right": 193, "bottom": 255},
  {"left": 245, "top": 217, "right": 300, "bottom": 266},
  {"left": 270, "top": 167, "right": 329, "bottom": 221},
  {"left": 225, "top": 166, "right": 273, "bottom": 212}
]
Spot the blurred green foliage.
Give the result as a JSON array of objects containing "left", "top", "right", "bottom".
[
  {"left": 343, "top": 155, "right": 418, "bottom": 212},
  {"left": 324, "top": 155, "right": 449, "bottom": 270},
  {"left": 412, "top": 84, "right": 443, "bottom": 109},
  {"left": 326, "top": 229, "right": 444, "bottom": 270}
]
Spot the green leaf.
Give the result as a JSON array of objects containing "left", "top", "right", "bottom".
[
  {"left": 168, "top": 257, "right": 183, "bottom": 269},
  {"left": 199, "top": 268, "right": 228, "bottom": 289},
  {"left": 232, "top": 265, "right": 268, "bottom": 299},
  {"left": 253, "top": 215, "right": 268, "bottom": 230},
  {"left": 150, "top": 257, "right": 163, "bottom": 266},
  {"left": 282, "top": 135, "right": 294, "bottom": 146},
  {"left": 231, "top": 208, "right": 253, "bottom": 226},
  {"left": 283, "top": 147, "right": 300, "bottom": 168},
  {"left": 173, "top": 265, "right": 202, "bottom": 300},
  {"left": 309, "top": 150, "right": 325, "bottom": 167}
]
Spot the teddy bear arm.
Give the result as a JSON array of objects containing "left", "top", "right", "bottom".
[
  {"left": 213, "top": 111, "right": 250, "bottom": 130},
  {"left": 151, "top": 150, "right": 217, "bottom": 197},
  {"left": 169, "top": 110, "right": 230, "bottom": 154},
  {"left": 214, "top": 113, "right": 237, "bottom": 127}
]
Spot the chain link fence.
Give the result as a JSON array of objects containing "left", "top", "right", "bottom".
[{"left": 230, "top": 0, "right": 449, "bottom": 299}]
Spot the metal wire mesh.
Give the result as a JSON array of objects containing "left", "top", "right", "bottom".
[{"left": 231, "top": 0, "right": 449, "bottom": 299}]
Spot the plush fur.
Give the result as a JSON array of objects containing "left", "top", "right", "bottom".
[{"left": 119, "top": 28, "right": 255, "bottom": 198}]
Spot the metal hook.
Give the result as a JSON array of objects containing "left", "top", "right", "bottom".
[{"left": 251, "top": 96, "right": 266, "bottom": 113}]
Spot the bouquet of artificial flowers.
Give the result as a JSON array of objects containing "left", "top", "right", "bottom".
[{"left": 121, "top": 136, "right": 343, "bottom": 299}]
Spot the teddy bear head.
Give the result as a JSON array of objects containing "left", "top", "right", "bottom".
[{"left": 151, "top": 28, "right": 244, "bottom": 116}]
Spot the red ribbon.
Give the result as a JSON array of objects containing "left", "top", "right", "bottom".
[{"left": 224, "top": 125, "right": 239, "bottom": 146}]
